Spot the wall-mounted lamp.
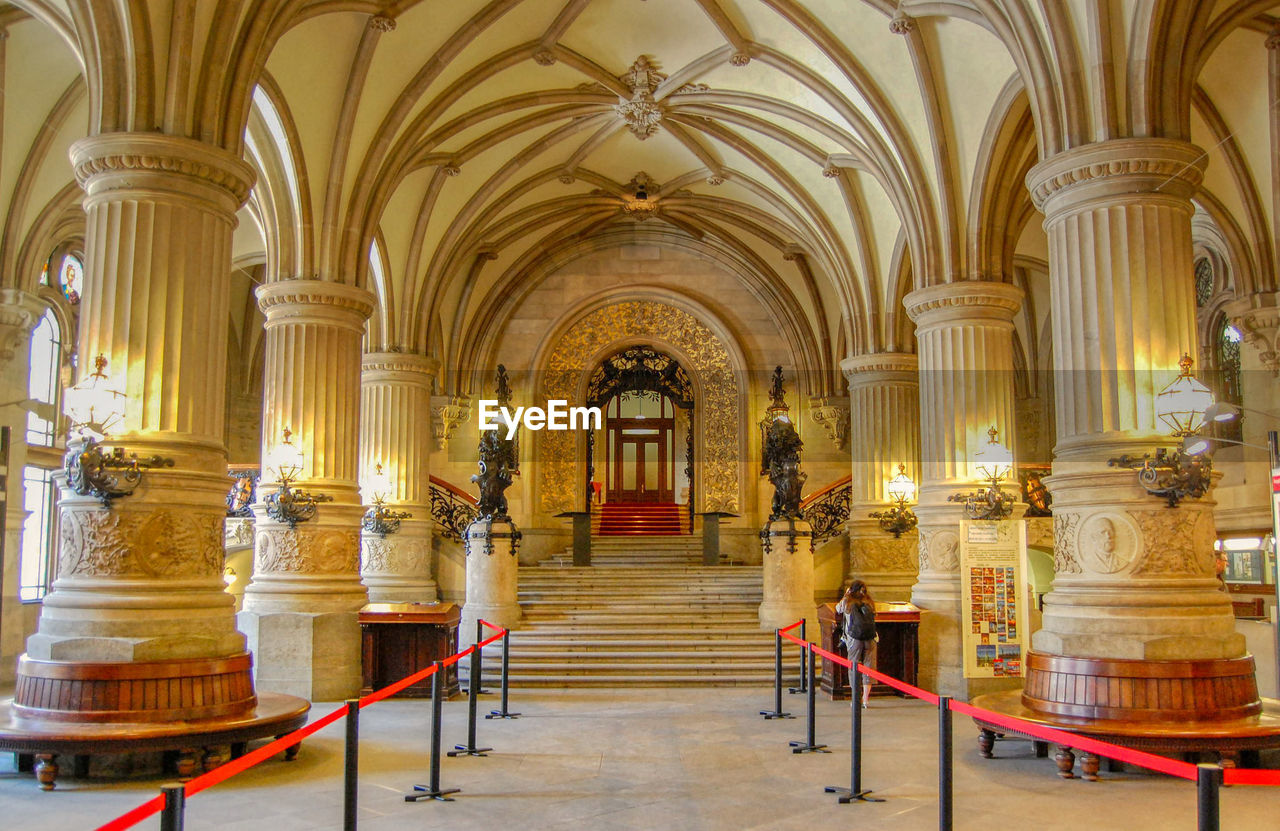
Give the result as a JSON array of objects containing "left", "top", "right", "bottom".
[
  {"left": 63, "top": 355, "right": 172, "bottom": 507},
  {"left": 263, "top": 427, "right": 331, "bottom": 528},
  {"left": 948, "top": 427, "right": 1015, "bottom": 520},
  {"left": 1108, "top": 355, "right": 1215, "bottom": 507},
  {"left": 869, "top": 463, "right": 917, "bottom": 537},
  {"left": 361, "top": 462, "right": 411, "bottom": 537}
]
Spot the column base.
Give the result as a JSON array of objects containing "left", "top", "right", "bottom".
[
  {"left": 759, "top": 519, "right": 815, "bottom": 632},
  {"left": 1022, "top": 651, "right": 1261, "bottom": 721},
  {"left": 460, "top": 603, "right": 521, "bottom": 641},
  {"left": 237, "top": 609, "right": 361, "bottom": 701}
]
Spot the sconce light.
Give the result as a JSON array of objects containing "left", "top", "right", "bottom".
[
  {"left": 1108, "top": 355, "right": 1215, "bottom": 507},
  {"left": 63, "top": 354, "right": 172, "bottom": 507},
  {"left": 870, "top": 463, "right": 917, "bottom": 538},
  {"left": 263, "top": 427, "right": 331, "bottom": 528},
  {"left": 361, "top": 462, "right": 411, "bottom": 537},
  {"left": 948, "top": 427, "right": 1015, "bottom": 520}
]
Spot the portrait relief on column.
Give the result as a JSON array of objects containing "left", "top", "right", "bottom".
[
  {"left": 1077, "top": 513, "right": 1139, "bottom": 574},
  {"left": 539, "top": 301, "right": 740, "bottom": 515}
]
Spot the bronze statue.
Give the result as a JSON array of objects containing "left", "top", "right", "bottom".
[
  {"left": 472, "top": 365, "right": 519, "bottom": 521},
  {"left": 760, "top": 366, "right": 806, "bottom": 521}
]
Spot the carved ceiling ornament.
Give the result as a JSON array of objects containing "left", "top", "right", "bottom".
[
  {"left": 430, "top": 394, "right": 471, "bottom": 450},
  {"left": 613, "top": 56, "right": 709, "bottom": 140},
  {"left": 539, "top": 300, "right": 741, "bottom": 515}
]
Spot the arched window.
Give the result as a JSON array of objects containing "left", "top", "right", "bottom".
[
  {"left": 1215, "top": 320, "right": 1243, "bottom": 443},
  {"left": 58, "top": 253, "right": 82, "bottom": 304},
  {"left": 26, "top": 309, "right": 61, "bottom": 447},
  {"left": 1194, "top": 258, "right": 1214, "bottom": 308}
]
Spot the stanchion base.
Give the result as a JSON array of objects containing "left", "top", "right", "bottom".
[
  {"left": 447, "top": 745, "right": 492, "bottom": 757},
  {"left": 824, "top": 786, "right": 884, "bottom": 804},
  {"left": 787, "top": 686, "right": 807, "bottom": 695},
  {"left": 789, "top": 741, "right": 829, "bottom": 754},
  {"left": 462, "top": 687, "right": 492, "bottom": 696},
  {"left": 485, "top": 710, "right": 521, "bottom": 720},
  {"left": 759, "top": 710, "right": 794, "bottom": 719},
  {"left": 405, "top": 785, "right": 462, "bottom": 802}
]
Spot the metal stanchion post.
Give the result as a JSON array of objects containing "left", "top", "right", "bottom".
[
  {"left": 1197, "top": 764, "right": 1221, "bottom": 831},
  {"left": 789, "top": 647, "right": 828, "bottom": 753},
  {"left": 486, "top": 628, "right": 520, "bottom": 719},
  {"left": 450, "top": 647, "right": 493, "bottom": 757},
  {"left": 469, "top": 620, "right": 490, "bottom": 695},
  {"left": 938, "top": 695, "right": 953, "bottom": 831},
  {"left": 759, "top": 629, "right": 793, "bottom": 719},
  {"left": 159, "top": 783, "right": 185, "bottom": 831},
  {"left": 789, "top": 620, "right": 808, "bottom": 694},
  {"left": 826, "top": 663, "right": 882, "bottom": 803},
  {"left": 344, "top": 700, "right": 359, "bottom": 830},
  {"left": 405, "top": 663, "right": 461, "bottom": 802}
]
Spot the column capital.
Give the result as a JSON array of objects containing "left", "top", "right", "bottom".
[
  {"left": 1027, "top": 138, "right": 1205, "bottom": 217},
  {"left": 0, "top": 288, "right": 47, "bottom": 363},
  {"left": 256, "top": 280, "right": 376, "bottom": 333},
  {"left": 70, "top": 133, "right": 256, "bottom": 212},
  {"left": 903, "top": 281, "right": 1022, "bottom": 329},
  {"left": 840, "top": 351, "right": 917, "bottom": 387},
  {"left": 362, "top": 351, "right": 440, "bottom": 383}
]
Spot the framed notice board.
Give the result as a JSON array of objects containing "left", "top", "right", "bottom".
[{"left": 960, "top": 519, "right": 1028, "bottom": 678}]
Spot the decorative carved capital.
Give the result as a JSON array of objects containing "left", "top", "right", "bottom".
[
  {"left": 705, "top": 175, "right": 724, "bottom": 186},
  {"left": 821, "top": 165, "right": 841, "bottom": 178},
  {"left": 70, "top": 133, "right": 256, "bottom": 207},
  {"left": 368, "top": 14, "right": 396, "bottom": 32},
  {"left": 729, "top": 51, "right": 751, "bottom": 67},
  {"left": 903, "top": 281, "right": 1023, "bottom": 326},
  {"left": 430, "top": 394, "right": 471, "bottom": 450},
  {"left": 1026, "top": 138, "right": 1206, "bottom": 214},
  {"left": 256, "top": 279, "right": 377, "bottom": 329},
  {"left": 889, "top": 12, "right": 915, "bottom": 35},
  {"left": 0, "top": 288, "right": 46, "bottom": 364},
  {"left": 534, "top": 49, "right": 557, "bottom": 66},
  {"left": 1267, "top": 28, "right": 1280, "bottom": 50},
  {"left": 1224, "top": 292, "right": 1280, "bottom": 376},
  {"left": 362, "top": 351, "right": 441, "bottom": 383},
  {"left": 809, "top": 396, "right": 850, "bottom": 451},
  {"left": 558, "top": 172, "right": 576, "bottom": 184},
  {"left": 442, "top": 163, "right": 461, "bottom": 177}
]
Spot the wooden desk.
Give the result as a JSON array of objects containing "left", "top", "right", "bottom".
[
  {"left": 359, "top": 603, "right": 461, "bottom": 699},
  {"left": 818, "top": 601, "right": 920, "bottom": 699}
]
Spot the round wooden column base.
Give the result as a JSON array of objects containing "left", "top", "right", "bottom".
[{"left": 1021, "top": 651, "right": 1261, "bottom": 722}]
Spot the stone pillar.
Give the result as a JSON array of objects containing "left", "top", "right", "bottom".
[
  {"left": 23, "top": 135, "right": 253, "bottom": 670},
  {"left": 239, "top": 280, "right": 374, "bottom": 701},
  {"left": 360, "top": 352, "right": 439, "bottom": 603},
  {"left": 0, "top": 289, "right": 48, "bottom": 682},
  {"left": 758, "top": 519, "right": 816, "bottom": 631},
  {"left": 840, "top": 353, "right": 920, "bottom": 602},
  {"left": 459, "top": 519, "right": 522, "bottom": 642},
  {"left": 904, "top": 281, "right": 1022, "bottom": 696},
  {"left": 1026, "top": 140, "right": 1244, "bottom": 678}
]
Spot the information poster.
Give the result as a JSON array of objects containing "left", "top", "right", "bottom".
[{"left": 960, "top": 519, "right": 1028, "bottom": 678}]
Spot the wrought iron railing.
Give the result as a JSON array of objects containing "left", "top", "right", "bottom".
[
  {"left": 801, "top": 475, "right": 851, "bottom": 546},
  {"left": 429, "top": 476, "right": 479, "bottom": 542}
]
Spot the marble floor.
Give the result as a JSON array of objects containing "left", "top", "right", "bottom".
[{"left": 2, "top": 688, "right": 1277, "bottom": 830}]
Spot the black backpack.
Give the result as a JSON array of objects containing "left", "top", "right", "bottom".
[{"left": 845, "top": 602, "right": 876, "bottom": 641}]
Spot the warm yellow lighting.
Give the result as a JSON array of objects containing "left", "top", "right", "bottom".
[
  {"left": 885, "top": 463, "right": 916, "bottom": 504},
  {"left": 365, "top": 462, "right": 395, "bottom": 505},
  {"left": 1156, "top": 354, "right": 1215, "bottom": 437},
  {"left": 973, "top": 427, "right": 1013, "bottom": 482},
  {"left": 63, "top": 354, "right": 125, "bottom": 438},
  {"left": 223, "top": 566, "right": 237, "bottom": 587},
  {"left": 266, "top": 427, "right": 306, "bottom": 483}
]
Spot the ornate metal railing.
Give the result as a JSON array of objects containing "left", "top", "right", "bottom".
[
  {"left": 429, "top": 476, "right": 479, "bottom": 542},
  {"left": 801, "top": 475, "right": 851, "bottom": 546}
]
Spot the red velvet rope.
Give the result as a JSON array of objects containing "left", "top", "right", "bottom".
[{"left": 96, "top": 620, "right": 510, "bottom": 830}]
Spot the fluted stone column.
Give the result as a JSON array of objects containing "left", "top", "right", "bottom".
[
  {"left": 0, "top": 289, "right": 48, "bottom": 681},
  {"left": 841, "top": 353, "right": 920, "bottom": 601},
  {"left": 360, "top": 352, "right": 439, "bottom": 603},
  {"left": 24, "top": 135, "right": 253, "bottom": 667},
  {"left": 1027, "top": 139, "right": 1243, "bottom": 663},
  {"left": 905, "top": 281, "right": 1022, "bottom": 696},
  {"left": 239, "top": 280, "right": 374, "bottom": 700}
]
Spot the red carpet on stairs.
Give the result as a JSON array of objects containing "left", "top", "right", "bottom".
[{"left": 596, "top": 503, "right": 687, "bottom": 535}]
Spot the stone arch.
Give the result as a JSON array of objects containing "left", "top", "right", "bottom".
[{"left": 536, "top": 300, "right": 742, "bottom": 516}]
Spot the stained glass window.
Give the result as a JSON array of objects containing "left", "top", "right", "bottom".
[{"left": 59, "top": 254, "right": 83, "bottom": 304}]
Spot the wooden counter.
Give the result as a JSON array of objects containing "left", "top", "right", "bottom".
[
  {"left": 359, "top": 602, "right": 461, "bottom": 699},
  {"left": 818, "top": 601, "right": 920, "bottom": 699}
]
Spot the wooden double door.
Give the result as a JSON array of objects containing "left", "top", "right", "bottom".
[{"left": 607, "top": 416, "right": 674, "bottom": 503}]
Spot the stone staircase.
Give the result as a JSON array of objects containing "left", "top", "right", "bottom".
[{"left": 468, "top": 535, "right": 775, "bottom": 686}]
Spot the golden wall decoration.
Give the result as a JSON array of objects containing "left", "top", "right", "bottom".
[{"left": 538, "top": 301, "right": 741, "bottom": 515}]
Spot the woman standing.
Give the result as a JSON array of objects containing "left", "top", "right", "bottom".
[{"left": 836, "top": 581, "right": 877, "bottom": 708}]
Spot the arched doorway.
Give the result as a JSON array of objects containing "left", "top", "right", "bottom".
[{"left": 585, "top": 346, "right": 694, "bottom": 520}]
